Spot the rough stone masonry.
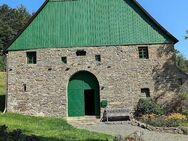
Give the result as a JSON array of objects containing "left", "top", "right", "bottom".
[{"left": 7, "top": 44, "right": 188, "bottom": 117}]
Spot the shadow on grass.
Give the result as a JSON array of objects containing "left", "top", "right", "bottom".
[
  {"left": 0, "top": 95, "right": 5, "bottom": 112},
  {"left": 0, "top": 125, "right": 109, "bottom": 141},
  {"left": 38, "top": 133, "right": 109, "bottom": 141},
  {"left": 38, "top": 136, "right": 109, "bottom": 141}
]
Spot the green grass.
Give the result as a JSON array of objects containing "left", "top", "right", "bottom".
[{"left": 0, "top": 113, "right": 112, "bottom": 141}]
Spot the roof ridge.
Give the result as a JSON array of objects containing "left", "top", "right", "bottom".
[{"left": 132, "top": 0, "right": 178, "bottom": 43}]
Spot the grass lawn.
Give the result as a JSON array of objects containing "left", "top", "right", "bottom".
[
  {"left": 0, "top": 72, "right": 6, "bottom": 112},
  {"left": 0, "top": 113, "right": 112, "bottom": 141}
]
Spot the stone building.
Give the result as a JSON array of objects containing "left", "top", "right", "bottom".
[{"left": 5, "top": 0, "right": 188, "bottom": 117}]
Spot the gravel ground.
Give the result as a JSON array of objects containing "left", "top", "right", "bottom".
[{"left": 71, "top": 121, "right": 188, "bottom": 141}]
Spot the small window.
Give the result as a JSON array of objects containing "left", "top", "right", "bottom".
[
  {"left": 138, "top": 47, "right": 149, "bottom": 59},
  {"left": 95, "top": 55, "right": 101, "bottom": 62},
  {"left": 177, "top": 78, "right": 183, "bottom": 85},
  {"left": 76, "top": 50, "right": 86, "bottom": 56},
  {"left": 27, "top": 52, "right": 37, "bottom": 64},
  {"left": 23, "top": 84, "right": 27, "bottom": 92},
  {"left": 62, "top": 57, "right": 67, "bottom": 64},
  {"left": 141, "top": 88, "right": 150, "bottom": 97}
]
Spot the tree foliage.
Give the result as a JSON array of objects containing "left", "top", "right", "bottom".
[
  {"left": 0, "top": 4, "right": 31, "bottom": 50},
  {"left": 185, "top": 30, "right": 188, "bottom": 39},
  {"left": 0, "top": 4, "right": 31, "bottom": 71},
  {"left": 176, "top": 51, "right": 188, "bottom": 73},
  {"left": 134, "top": 98, "right": 165, "bottom": 117}
]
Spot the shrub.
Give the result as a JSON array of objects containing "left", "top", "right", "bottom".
[
  {"left": 165, "top": 113, "right": 187, "bottom": 121},
  {"left": 135, "top": 98, "right": 165, "bottom": 117},
  {"left": 141, "top": 113, "right": 187, "bottom": 127},
  {"left": 182, "top": 111, "right": 188, "bottom": 117},
  {"left": 142, "top": 118, "right": 181, "bottom": 127},
  {"left": 142, "top": 114, "right": 157, "bottom": 120},
  {"left": 178, "top": 92, "right": 188, "bottom": 100}
]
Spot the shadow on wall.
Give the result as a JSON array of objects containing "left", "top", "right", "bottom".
[
  {"left": 152, "top": 44, "right": 188, "bottom": 112},
  {"left": 180, "top": 78, "right": 188, "bottom": 93},
  {"left": 0, "top": 95, "right": 5, "bottom": 112}
]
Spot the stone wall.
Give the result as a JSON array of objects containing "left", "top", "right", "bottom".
[{"left": 6, "top": 44, "right": 188, "bottom": 117}]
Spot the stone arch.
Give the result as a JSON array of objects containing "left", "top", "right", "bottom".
[{"left": 67, "top": 70, "right": 100, "bottom": 117}]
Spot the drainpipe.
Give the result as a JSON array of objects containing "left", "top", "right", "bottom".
[{"left": 3, "top": 53, "right": 8, "bottom": 114}]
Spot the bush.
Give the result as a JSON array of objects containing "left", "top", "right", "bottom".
[
  {"left": 142, "top": 118, "right": 181, "bottom": 127},
  {"left": 135, "top": 98, "right": 165, "bottom": 117},
  {"left": 166, "top": 113, "right": 187, "bottom": 120},
  {"left": 182, "top": 111, "right": 188, "bottom": 117},
  {"left": 141, "top": 113, "right": 187, "bottom": 127},
  {"left": 178, "top": 92, "right": 188, "bottom": 100},
  {"left": 179, "top": 93, "right": 188, "bottom": 116}
]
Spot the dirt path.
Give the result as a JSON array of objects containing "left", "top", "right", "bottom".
[{"left": 71, "top": 121, "right": 188, "bottom": 141}]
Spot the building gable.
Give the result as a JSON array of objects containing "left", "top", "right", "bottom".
[{"left": 7, "top": 0, "right": 178, "bottom": 51}]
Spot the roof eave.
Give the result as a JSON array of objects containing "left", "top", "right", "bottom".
[
  {"left": 3, "top": 0, "right": 49, "bottom": 54},
  {"left": 4, "top": 0, "right": 178, "bottom": 54},
  {"left": 132, "top": 0, "right": 178, "bottom": 44}
]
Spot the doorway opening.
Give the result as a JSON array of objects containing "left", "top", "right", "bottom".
[
  {"left": 68, "top": 70, "right": 100, "bottom": 117},
  {"left": 84, "top": 89, "right": 95, "bottom": 115}
]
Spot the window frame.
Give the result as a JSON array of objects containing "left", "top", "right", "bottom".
[
  {"left": 141, "top": 88, "right": 150, "bottom": 98},
  {"left": 95, "top": 54, "right": 101, "bottom": 62},
  {"left": 62, "top": 56, "right": 67, "bottom": 64},
  {"left": 138, "top": 47, "right": 149, "bottom": 59},
  {"left": 26, "top": 51, "right": 37, "bottom": 64},
  {"left": 23, "top": 84, "right": 27, "bottom": 92},
  {"left": 76, "top": 50, "right": 86, "bottom": 56},
  {"left": 177, "top": 78, "right": 183, "bottom": 86}
]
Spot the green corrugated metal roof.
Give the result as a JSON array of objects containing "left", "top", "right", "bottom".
[{"left": 7, "top": 0, "right": 178, "bottom": 51}]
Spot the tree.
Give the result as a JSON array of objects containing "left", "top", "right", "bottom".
[
  {"left": 186, "top": 30, "right": 188, "bottom": 39},
  {"left": 0, "top": 4, "right": 31, "bottom": 50},
  {"left": 0, "top": 4, "right": 31, "bottom": 71},
  {"left": 176, "top": 51, "right": 188, "bottom": 73}
]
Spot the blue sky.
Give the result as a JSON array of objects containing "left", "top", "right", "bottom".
[{"left": 0, "top": 0, "right": 188, "bottom": 58}]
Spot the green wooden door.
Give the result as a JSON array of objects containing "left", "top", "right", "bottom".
[{"left": 68, "top": 71, "right": 100, "bottom": 117}]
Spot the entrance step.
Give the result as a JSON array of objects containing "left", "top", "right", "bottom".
[{"left": 67, "top": 116, "right": 101, "bottom": 125}]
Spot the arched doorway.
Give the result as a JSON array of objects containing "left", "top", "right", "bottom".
[{"left": 68, "top": 71, "right": 100, "bottom": 117}]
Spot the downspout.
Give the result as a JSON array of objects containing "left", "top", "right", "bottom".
[{"left": 3, "top": 53, "right": 8, "bottom": 113}]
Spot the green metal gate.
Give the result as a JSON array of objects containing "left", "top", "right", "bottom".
[{"left": 68, "top": 71, "right": 100, "bottom": 117}]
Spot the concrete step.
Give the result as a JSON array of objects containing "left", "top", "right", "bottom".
[{"left": 67, "top": 116, "right": 101, "bottom": 125}]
